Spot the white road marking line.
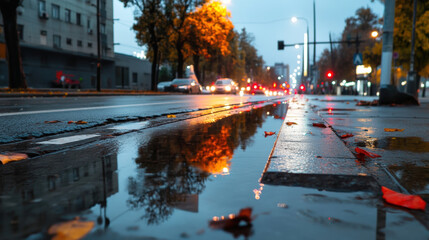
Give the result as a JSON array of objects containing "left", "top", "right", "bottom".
[
  {"left": 38, "top": 134, "right": 100, "bottom": 145},
  {"left": 0, "top": 100, "right": 192, "bottom": 117},
  {"left": 108, "top": 122, "right": 149, "bottom": 130}
]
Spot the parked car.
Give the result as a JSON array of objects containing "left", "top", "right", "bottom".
[
  {"left": 157, "top": 81, "right": 172, "bottom": 91},
  {"left": 164, "top": 78, "right": 201, "bottom": 93},
  {"left": 211, "top": 78, "right": 238, "bottom": 94}
]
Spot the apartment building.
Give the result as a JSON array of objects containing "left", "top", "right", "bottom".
[{"left": 0, "top": 0, "right": 116, "bottom": 88}]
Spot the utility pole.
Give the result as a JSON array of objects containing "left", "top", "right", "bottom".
[
  {"left": 406, "top": 0, "right": 418, "bottom": 98},
  {"left": 96, "top": 0, "right": 101, "bottom": 92},
  {"left": 313, "top": 0, "right": 316, "bottom": 87}
]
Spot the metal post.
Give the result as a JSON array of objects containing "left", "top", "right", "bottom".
[
  {"left": 406, "top": 0, "right": 418, "bottom": 98},
  {"left": 96, "top": 0, "right": 101, "bottom": 91},
  {"left": 379, "top": 0, "right": 396, "bottom": 104},
  {"left": 313, "top": 0, "right": 316, "bottom": 86}
]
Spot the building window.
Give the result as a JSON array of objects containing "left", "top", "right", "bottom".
[
  {"left": 88, "top": 42, "right": 92, "bottom": 48},
  {"left": 53, "top": 35, "right": 61, "bottom": 48},
  {"left": 100, "top": 24, "right": 106, "bottom": 34},
  {"left": 76, "top": 13, "right": 81, "bottom": 25},
  {"left": 38, "top": 0, "right": 46, "bottom": 16},
  {"left": 66, "top": 38, "right": 72, "bottom": 45},
  {"left": 17, "top": 25, "right": 23, "bottom": 40},
  {"left": 51, "top": 4, "right": 59, "bottom": 19},
  {"left": 65, "top": 9, "right": 71, "bottom": 23},
  {"left": 40, "top": 30, "right": 47, "bottom": 45},
  {"left": 101, "top": 0, "right": 106, "bottom": 10},
  {"left": 77, "top": 40, "right": 82, "bottom": 47},
  {"left": 132, "top": 72, "right": 138, "bottom": 83}
]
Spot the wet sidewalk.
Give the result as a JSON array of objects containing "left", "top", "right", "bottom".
[{"left": 263, "top": 95, "right": 429, "bottom": 228}]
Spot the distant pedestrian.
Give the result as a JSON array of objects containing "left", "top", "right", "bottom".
[{"left": 60, "top": 75, "right": 65, "bottom": 88}]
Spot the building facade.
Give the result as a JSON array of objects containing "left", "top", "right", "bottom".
[
  {"left": 115, "top": 53, "right": 152, "bottom": 90},
  {"left": 0, "top": 0, "right": 116, "bottom": 88}
]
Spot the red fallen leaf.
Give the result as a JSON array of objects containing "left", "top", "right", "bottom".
[
  {"left": 209, "top": 208, "right": 252, "bottom": 230},
  {"left": 274, "top": 115, "right": 281, "bottom": 119},
  {"left": 68, "top": 121, "right": 75, "bottom": 124},
  {"left": 75, "top": 120, "right": 88, "bottom": 125},
  {"left": 286, "top": 122, "right": 297, "bottom": 126},
  {"left": 355, "top": 147, "right": 381, "bottom": 158},
  {"left": 45, "top": 120, "right": 61, "bottom": 124},
  {"left": 312, "top": 123, "right": 326, "bottom": 128},
  {"left": 264, "top": 131, "right": 276, "bottom": 137},
  {"left": 340, "top": 133, "right": 354, "bottom": 139},
  {"left": 381, "top": 186, "right": 426, "bottom": 210}
]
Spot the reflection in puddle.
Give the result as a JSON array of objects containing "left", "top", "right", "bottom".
[
  {"left": 389, "top": 164, "right": 429, "bottom": 194},
  {"left": 127, "top": 104, "right": 286, "bottom": 225},
  {"left": 358, "top": 137, "right": 429, "bottom": 153}
]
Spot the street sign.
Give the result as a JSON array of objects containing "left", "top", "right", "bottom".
[{"left": 353, "top": 53, "right": 363, "bottom": 65}]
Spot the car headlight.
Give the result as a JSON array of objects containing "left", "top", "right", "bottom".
[
  {"left": 225, "top": 86, "right": 231, "bottom": 91},
  {"left": 210, "top": 86, "right": 216, "bottom": 92}
]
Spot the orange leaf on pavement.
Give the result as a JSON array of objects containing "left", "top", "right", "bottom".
[
  {"left": 45, "top": 120, "right": 61, "bottom": 124},
  {"left": 286, "top": 122, "right": 297, "bottom": 126},
  {"left": 355, "top": 147, "right": 381, "bottom": 158},
  {"left": 68, "top": 121, "right": 75, "bottom": 124},
  {"left": 384, "top": 128, "right": 404, "bottom": 132},
  {"left": 312, "top": 123, "right": 326, "bottom": 128},
  {"left": 48, "top": 218, "right": 94, "bottom": 240},
  {"left": 381, "top": 186, "right": 426, "bottom": 210},
  {"left": 167, "top": 115, "right": 176, "bottom": 118},
  {"left": 75, "top": 120, "right": 88, "bottom": 125},
  {"left": 209, "top": 207, "right": 252, "bottom": 230},
  {"left": 264, "top": 131, "right": 276, "bottom": 137},
  {"left": 340, "top": 133, "right": 354, "bottom": 139},
  {"left": 0, "top": 153, "right": 28, "bottom": 165}
]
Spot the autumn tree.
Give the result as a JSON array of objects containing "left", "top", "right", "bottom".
[
  {"left": 0, "top": 0, "right": 27, "bottom": 89},
  {"left": 185, "top": 0, "right": 234, "bottom": 83},
  {"left": 165, "top": 0, "right": 207, "bottom": 78},
  {"left": 120, "top": 0, "right": 168, "bottom": 91},
  {"left": 393, "top": 0, "right": 429, "bottom": 94},
  {"left": 317, "top": 7, "right": 380, "bottom": 87}
]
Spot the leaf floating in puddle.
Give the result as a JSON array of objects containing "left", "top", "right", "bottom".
[
  {"left": 48, "top": 218, "right": 94, "bottom": 240},
  {"left": 381, "top": 186, "right": 426, "bottom": 210},
  {"left": 286, "top": 122, "right": 297, "bottom": 126},
  {"left": 75, "top": 120, "right": 88, "bottom": 125},
  {"left": 340, "top": 133, "right": 354, "bottom": 139},
  {"left": 167, "top": 115, "right": 176, "bottom": 118},
  {"left": 384, "top": 128, "right": 404, "bottom": 132},
  {"left": 312, "top": 123, "right": 326, "bottom": 128},
  {"left": 0, "top": 153, "right": 28, "bottom": 165},
  {"left": 209, "top": 207, "right": 252, "bottom": 230},
  {"left": 264, "top": 131, "right": 276, "bottom": 137},
  {"left": 355, "top": 147, "right": 381, "bottom": 158},
  {"left": 45, "top": 120, "right": 61, "bottom": 124}
]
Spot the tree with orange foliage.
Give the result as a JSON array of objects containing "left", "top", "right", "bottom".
[{"left": 185, "top": 0, "right": 234, "bottom": 82}]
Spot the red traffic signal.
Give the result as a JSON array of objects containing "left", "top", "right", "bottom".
[
  {"left": 326, "top": 70, "right": 334, "bottom": 79},
  {"left": 299, "top": 84, "right": 306, "bottom": 92}
]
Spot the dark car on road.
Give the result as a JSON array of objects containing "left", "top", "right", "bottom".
[{"left": 164, "top": 78, "right": 201, "bottom": 93}]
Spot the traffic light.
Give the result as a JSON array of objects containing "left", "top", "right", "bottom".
[
  {"left": 278, "top": 41, "right": 285, "bottom": 50},
  {"left": 326, "top": 70, "right": 334, "bottom": 79},
  {"left": 299, "top": 84, "right": 306, "bottom": 92},
  {"left": 273, "top": 83, "right": 277, "bottom": 88}
]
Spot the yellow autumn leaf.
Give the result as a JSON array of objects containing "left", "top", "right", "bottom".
[
  {"left": 48, "top": 218, "right": 94, "bottom": 240},
  {"left": 384, "top": 128, "right": 404, "bottom": 132},
  {"left": 0, "top": 153, "right": 28, "bottom": 165}
]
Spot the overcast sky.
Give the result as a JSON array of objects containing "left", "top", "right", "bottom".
[{"left": 113, "top": 0, "right": 384, "bottom": 72}]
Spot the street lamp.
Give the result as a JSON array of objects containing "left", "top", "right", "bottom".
[{"left": 291, "top": 16, "right": 309, "bottom": 79}]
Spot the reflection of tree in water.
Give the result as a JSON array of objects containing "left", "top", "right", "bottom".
[{"left": 127, "top": 105, "right": 279, "bottom": 225}]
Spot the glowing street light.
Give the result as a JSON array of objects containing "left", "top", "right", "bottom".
[
  {"left": 371, "top": 30, "right": 379, "bottom": 38},
  {"left": 294, "top": 44, "right": 300, "bottom": 49}
]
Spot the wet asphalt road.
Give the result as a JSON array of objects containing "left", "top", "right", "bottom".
[{"left": 0, "top": 94, "right": 282, "bottom": 143}]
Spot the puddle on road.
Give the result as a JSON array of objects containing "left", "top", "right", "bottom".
[
  {"left": 0, "top": 102, "right": 427, "bottom": 239},
  {"left": 388, "top": 164, "right": 429, "bottom": 194},
  {"left": 357, "top": 137, "right": 429, "bottom": 153}
]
